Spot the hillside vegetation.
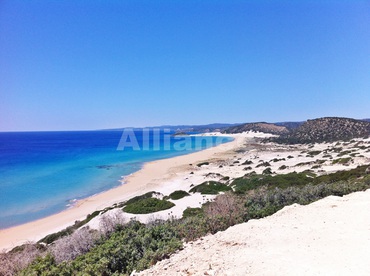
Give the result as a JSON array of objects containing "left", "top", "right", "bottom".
[
  {"left": 3, "top": 164, "right": 370, "bottom": 276},
  {"left": 223, "top": 122, "right": 289, "bottom": 135},
  {"left": 273, "top": 117, "right": 370, "bottom": 144},
  {"left": 223, "top": 117, "right": 370, "bottom": 144}
]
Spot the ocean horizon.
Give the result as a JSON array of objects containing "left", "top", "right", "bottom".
[{"left": 0, "top": 130, "right": 232, "bottom": 229}]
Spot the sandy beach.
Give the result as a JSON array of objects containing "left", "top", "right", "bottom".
[{"left": 0, "top": 133, "right": 243, "bottom": 251}]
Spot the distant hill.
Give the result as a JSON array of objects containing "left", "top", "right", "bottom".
[
  {"left": 274, "top": 121, "right": 304, "bottom": 130},
  {"left": 152, "top": 123, "right": 242, "bottom": 133},
  {"left": 273, "top": 117, "right": 370, "bottom": 144},
  {"left": 101, "top": 119, "right": 370, "bottom": 136},
  {"left": 223, "top": 122, "right": 289, "bottom": 135},
  {"left": 102, "top": 123, "right": 241, "bottom": 133}
]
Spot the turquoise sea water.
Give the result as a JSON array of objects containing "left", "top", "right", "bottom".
[{"left": 0, "top": 130, "right": 232, "bottom": 228}]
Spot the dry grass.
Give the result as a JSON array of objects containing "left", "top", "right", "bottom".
[
  {"left": 49, "top": 227, "right": 99, "bottom": 263},
  {"left": 0, "top": 243, "right": 45, "bottom": 276}
]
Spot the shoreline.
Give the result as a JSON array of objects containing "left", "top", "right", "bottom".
[
  {"left": 3, "top": 132, "right": 369, "bottom": 252},
  {"left": 0, "top": 133, "right": 242, "bottom": 251}
]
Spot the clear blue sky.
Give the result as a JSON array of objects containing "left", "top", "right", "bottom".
[{"left": 1, "top": 0, "right": 369, "bottom": 131}]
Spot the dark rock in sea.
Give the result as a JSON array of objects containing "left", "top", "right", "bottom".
[{"left": 97, "top": 165, "right": 113, "bottom": 170}]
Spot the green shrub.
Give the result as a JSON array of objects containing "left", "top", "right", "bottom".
[
  {"left": 39, "top": 210, "right": 101, "bottom": 244},
  {"left": 262, "top": 168, "right": 272, "bottom": 174},
  {"left": 22, "top": 221, "right": 183, "bottom": 276},
  {"left": 307, "top": 150, "right": 321, "bottom": 156},
  {"left": 332, "top": 157, "right": 352, "bottom": 164},
  {"left": 244, "top": 177, "right": 370, "bottom": 221},
  {"left": 256, "top": 162, "right": 271, "bottom": 168},
  {"left": 313, "top": 165, "right": 369, "bottom": 183},
  {"left": 174, "top": 215, "right": 209, "bottom": 242},
  {"left": 232, "top": 172, "right": 312, "bottom": 194},
  {"left": 125, "top": 191, "right": 156, "bottom": 205},
  {"left": 332, "top": 147, "right": 343, "bottom": 153},
  {"left": 189, "top": 181, "right": 232, "bottom": 194},
  {"left": 337, "top": 150, "right": 352, "bottom": 157},
  {"left": 123, "top": 198, "right": 175, "bottom": 214},
  {"left": 168, "top": 190, "right": 190, "bottom": 200},
  {"left": 295, "top": 161, "right": 314, "bottom": 167},
  {"left": 270, "top": 158, "right": 285, "bottom": 162},
  {"left": 197, "top": 162, "right": 209, "bottom": 167},
  {"left": 182, "top": 207, "right": 203, "bottom": 218}
]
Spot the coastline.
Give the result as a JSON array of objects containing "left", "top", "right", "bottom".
[
  {"left": 0, "top": 133, "right": 242, "bottom": 251},
  {"left": 3, "top": 132, "right": 369, "bottom": 252}
]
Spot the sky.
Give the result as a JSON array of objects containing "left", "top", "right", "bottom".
[{"left": 1, "top": 0, "right": 369, "bottom": 131}]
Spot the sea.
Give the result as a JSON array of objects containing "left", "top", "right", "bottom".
[{"left": 0, "top": 129, "right": 232, "bottom": 228}]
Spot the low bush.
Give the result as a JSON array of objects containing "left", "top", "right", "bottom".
[
  {"left": 0, "top": 243, "right": 46, "bottom": 276},
  {"left": 182, "top": 207, "right": 203, "bottom": 218},
  {"left": 123, "top": 198, "right": 175, "bottom": 214},
  {"left": 307, "top": 150, "right": 322, "bottom": 156},
  {"left": 189, "top": 181, "right": 232, "bottom": 194},
  {"left": 295, "top": 161, "right": 314, "bottom": 167},
  {"left": 256, "top": 162, "right": 271, "bottom": 168},
  {"left": 167, "top": 190, "right": 190, "bottom": 200},
  {"left": 20, "top": 221, "right": 183, "bottom": 276},
  {"left": 332, "top": 157, "right": 352, "bottom": 164},
  {"left": 197, "top": 162, "right": 209, "bottom": 167},
  {"left": 313, "top": 165, "right": 369, "bottom": 184},
  {"left": 125, "top": 191, "right": 156, "bottom": 205},
  {"left": 262, "top": 168, "right": 272, "bottom": 174},
  {"left": 232, "top": 172, "right": 313, "bottom": 194},
  {"left": 244, "top": 177, "right": 370, "bottom": 221},
  {"left": 49, "top": 227, "right": 99, "bottom": 263},
  {"left": 39, "top": 210, "right": 101, "bottom": 244},
  {"left": 204, "top": 193, "right": 244, "bottom": 234},
  {"left": 270, "top": 158, "right": 285, "bottom": 162},
  {"left": 337, "top": 150, "right": 353, "bottom": 157}
]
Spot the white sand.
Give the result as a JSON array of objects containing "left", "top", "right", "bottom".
[{"left": 137, "top": 189, "right": 370, "bottom": 276}]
